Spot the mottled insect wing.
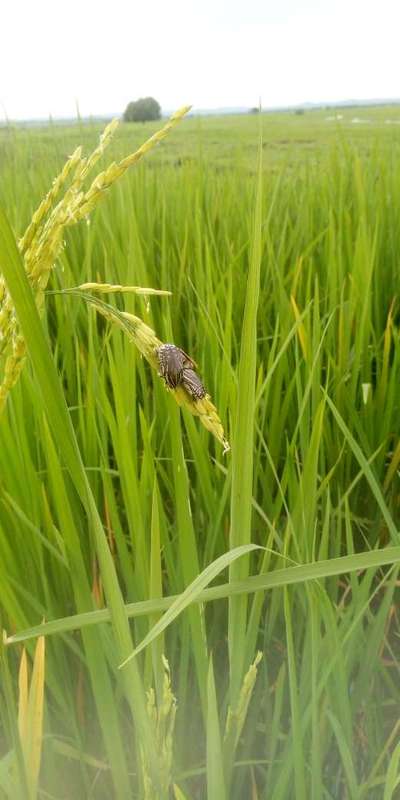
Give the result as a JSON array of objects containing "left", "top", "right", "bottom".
[
  {"left": 182, "top": 368, "right": 207, "bottom": 400},
  {"left": 180, "top": 349, "right": 197, "bottom": 370},
  {"left": 157, "top": 343, "right": 185, "bottom": 388},
  {"left": 157, "top": 343, "right": 197, "bottom": 389}
]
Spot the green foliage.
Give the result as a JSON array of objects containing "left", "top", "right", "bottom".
[
  {"left": 123, "top": 96, "right": 161, "bottom": 122},
  {"left": 1, "top": 108, "right": 400, "bottom": 797}
]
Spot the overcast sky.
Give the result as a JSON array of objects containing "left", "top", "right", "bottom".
[{"left": 1, "top": 0, "right": 400, "bottom": 120}]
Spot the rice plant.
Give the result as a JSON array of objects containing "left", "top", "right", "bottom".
[{"left": 0, "top": 107, "right": 400, "bottom": 798}]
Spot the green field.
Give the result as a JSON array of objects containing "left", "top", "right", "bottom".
[{"left": 1, "top": 106, "right": 400, "bottom": 798}]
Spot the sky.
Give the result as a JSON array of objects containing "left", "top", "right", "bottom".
[{"left": 1, "top": 0, "right": 400, "bottom": 120}]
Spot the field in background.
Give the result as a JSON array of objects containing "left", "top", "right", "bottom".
[
  {"left": 4, "top": 103, "right": 400, "bottom": 177},
  {"left": 1, "top": 108, "right": 400, "bottom": 797}
]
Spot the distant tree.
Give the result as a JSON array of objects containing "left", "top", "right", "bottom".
[
  {"left": 294, "top": 108, "right": 305, "bottom": 115},
  {"left": 249, "top": 106, "right": 260, "bottom": 114},
  {"left": 123, "top": 97, "right": 161, "bottom": 123}
]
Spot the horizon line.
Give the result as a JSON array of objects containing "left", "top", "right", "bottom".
[{"left": 2, "top": 96, "right": 400, "bottom": 124}]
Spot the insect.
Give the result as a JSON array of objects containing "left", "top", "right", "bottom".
[
  {"left": 182, "top": 368, "right": 207, "bottom": 400},
  {"left": 156, "top": 343, "right": 196, "bottom": 389}
]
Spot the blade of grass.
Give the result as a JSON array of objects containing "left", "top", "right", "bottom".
[
  {"left": 284, "top": 588, "right": 306, "bottom": 799},
  {"left": 8, "top": 544, "right": 400, "bottom": 643},
  {"left": 25, "top": 636, "right": 45, "bottom": 800},
  {"left": 229, "top": 112, "right": 263, "bottom": 703},
  {"left": 206, "top": 656, "right": 227, "bottom": 800},
  {"left": 325, "top": 392, "right": 399, "bottom": 542},
  {"left": 120, "top": 544, "right": 261, "bottom": 665}
]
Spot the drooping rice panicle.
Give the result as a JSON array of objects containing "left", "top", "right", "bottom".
[
  {"left": 0, "top": 106, "right": 191, "bottom": 409},
  {"left": 57, "top": 289, "right": 230, "bottom": 451},
  {"left": 0, "top": 336, "right": 26, "bottom": 412},
  {"left": 71, "top": 282, "right": 172, "bottom": 296}
]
